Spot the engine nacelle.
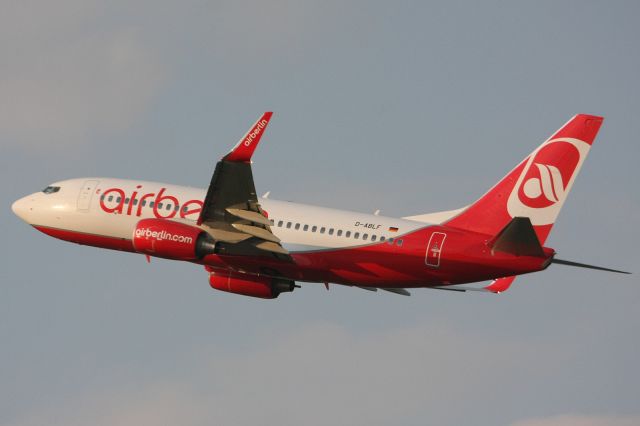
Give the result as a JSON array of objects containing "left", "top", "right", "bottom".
[
  {"left": 133, "top": 218, "right": 216, "bottom": 260},
  {"left": 209, "top": 271, "right": 296, "bottom": 299}
]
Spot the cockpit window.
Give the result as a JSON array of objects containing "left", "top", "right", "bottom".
[{"left": 42, "top": 186, "right": 60, "bottom": 194}]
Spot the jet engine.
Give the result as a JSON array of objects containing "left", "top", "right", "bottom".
[
  {"left": 209, "top": 270, "right": 296, "bottom": 299},
  {"left": 133, "top": 218, "right": 216, "bottom": 260}
]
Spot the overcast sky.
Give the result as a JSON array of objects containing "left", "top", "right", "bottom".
[{"left": 2, "top": 1, "right": 639, "bottom": 425}]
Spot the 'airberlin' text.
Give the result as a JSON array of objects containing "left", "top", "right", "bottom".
[
  {"left": 99, "top": 186, "right": 204, "bottom": 220},
  {"left": 243, "top": 119, "right": 268, "bottom": 147}
]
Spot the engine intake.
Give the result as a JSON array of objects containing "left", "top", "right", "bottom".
[{"left": 133, "top": 218, "right": 216, "bottom": 260}]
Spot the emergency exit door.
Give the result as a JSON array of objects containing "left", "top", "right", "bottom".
[{"left": 77, "top": 180, "right": 100, "bottom": 211}]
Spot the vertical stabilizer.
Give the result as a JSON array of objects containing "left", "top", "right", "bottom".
[{"left": 444, "top": 114, "right": 603, "bottom": 244}]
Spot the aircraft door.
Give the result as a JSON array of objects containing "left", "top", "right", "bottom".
[
  {"left": 425, "top": 231, "right": 446, "bottom": 268},
  {"left": 77, "top": 180, "right": 100, "bottom": 211}
]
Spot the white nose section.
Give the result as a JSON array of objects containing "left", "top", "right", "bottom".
[{"left": 11, "top": 197, "right": 31, "bottom": 223}]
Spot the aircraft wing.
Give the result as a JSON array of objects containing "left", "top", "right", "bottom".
[{"left": 197, "top": 112, "right": 291, "bottom": 260}]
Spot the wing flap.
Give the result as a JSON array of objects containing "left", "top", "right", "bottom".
[
  {"left": 204, "top": 227, "right": 253, "bottom": 244},
  {"left": 254, "top": 241, "right": 290, "bottom": 255},
  {"left": 381, "top": 288, "right": 411, "bottom": 296},
  {"left": 226, "top": 208, "right": 272, "bottom": 226},
  {"left": 232, "top": 223, "right": 281, "bottom": 243}
]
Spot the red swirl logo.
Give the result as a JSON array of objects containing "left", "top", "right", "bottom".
[{"left": 517, "top": 141, "right": 580, "bottom": 208}]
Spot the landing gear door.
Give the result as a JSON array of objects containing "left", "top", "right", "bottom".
[{"left": 77, "top": 180, "right": 100, "bottom": 212}]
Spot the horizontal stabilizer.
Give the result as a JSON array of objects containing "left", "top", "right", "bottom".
[
  {"left": 381, "top": 288, "right": 411, "bottom": 296},
  {"left": 484, "top": 276, "right": 517, "bottom": 293},
  {"left": 357, "top": 286, "right": 378, "bottom": 292},
  {"left": 552, "top": 258, "right": 631, "bottom": 274},
  {"left": 488, "top": 217, "right": 544, "bottom": 257},
  {"left": 432, "top": 276, "right": 516, "bottom": 293}
]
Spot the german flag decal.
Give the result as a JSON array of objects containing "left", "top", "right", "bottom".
[{"left": 388, "top": 227, "right": 399, "bottom": 232}]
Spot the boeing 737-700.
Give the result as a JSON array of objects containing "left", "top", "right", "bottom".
[{"left": 11, "top": 112, "right": 629, "bottom": 298}]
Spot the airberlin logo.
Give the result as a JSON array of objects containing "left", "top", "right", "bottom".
[
  {"left": 507, "top": 138, "right": 590, "bottom": 225},
  {"left": 243, "top": 119, "right": 268, "bottom": 147},
  {"left": 134, "top": 228, "right": 193, "bottom": 244},
  {"left": 520, "top": 163, "right": 570, "bottom": 208},
  {"left": 99, "top": 186, "right": 203, "bottom": 220}
]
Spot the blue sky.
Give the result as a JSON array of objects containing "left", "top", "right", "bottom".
[{"left": 2, "top": 1, "right": 639, "bottom": 425}]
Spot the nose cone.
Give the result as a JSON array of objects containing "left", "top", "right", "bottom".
[{"left": 12, "top": 196, "right": 31, "bottom": 223}]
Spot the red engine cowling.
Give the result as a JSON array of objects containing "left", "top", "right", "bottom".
[
  {"left": 209, "top": 270, "right": 296, "bottom": 299},
  {"left": 133, "top": 218, "right": 216, "bottom": 260}
]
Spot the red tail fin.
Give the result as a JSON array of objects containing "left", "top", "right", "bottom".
[{"left": 444, "top": 114, "right": 603, "bottom": 244}]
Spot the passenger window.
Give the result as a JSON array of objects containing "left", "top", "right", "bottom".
[
  {"left": 278, "top": 220, "right": 283, "bottom": 227},
  {"left": 125, "top": 198, "right": 130, "bottom": 204},
  {"left": 108, "top": 196, "right": 114, "bottom": 202},
  {"left": 310, "top": 226, "right": 316, "bottom": 232},
  {"left": 166, "top": 204, "right": 171, "bottom": 211},
  {"left": 328, "top": 228, "right": 334, "bottom": 235},
  {"left": 397, "top": 239, "right": 403, "bottom": 246},
  {"left": 116, "top": 197, "right": 122, "bottom": 203},
  {"left": 320, "top": 227, "right": 326, "bottom": 234},
  {"left": 303, "top": 224, "right": 309, "bottom": 231},
  {"left": 345, "top": 231, "right": 351, "bottom": 238},
  {"left": 286, "top": 222, "right": 292, "bottom": 229},
  {"left": 157, "top": 202, "right": 163, "bottom": 209},
  {"left": 100, "top": 194, "right": 105, "bottom": 201},
  {"left": 143, "top": 200, "right": 148, "bottom": 207},
  {"left": 371, "top": 235, "right": 377, "bottom": 242},
  {"left": 133, "top": 199, "right": 139, "bottom": 205},
  {"left": 337, "top": 230, "right": 342, "bottom": 236},
  {"left": 270, "top": 219, "right": 275, "bottom": 226},
  {"left": 354, "top": 232, "right": 360, "bottom": 239},
  {"left": 380, "top": 236, "right": 385, "bottom": 242},
  {"left": 387, "top": 238, "right": 394, "bottom": 244},
  {"left": 149, "top": 201, "right": 155, "bottom": 208},
  {"left": 295, "top": 223, "right": 300, "bottom": 230},
  {"left": 363, "top": 233, "right": 368, "bottom": 241}
]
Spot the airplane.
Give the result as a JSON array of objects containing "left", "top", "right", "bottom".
[{"left": 11, "top": 113, "right": 629, "bottom": 298}]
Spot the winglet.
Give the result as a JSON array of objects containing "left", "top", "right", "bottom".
[
  {"left": 224, "top": 112, "right": 273, "bottom": 162},
  {"left": 484, "top": 276, "right": 516, "bottom": 293}
]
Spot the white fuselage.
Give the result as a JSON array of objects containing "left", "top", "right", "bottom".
[
  {"left": 11, "top": 114, "right": 609, "bottom": 295},
  {"left": 12, "top": 177, "right": 432, "bottom": 253}
]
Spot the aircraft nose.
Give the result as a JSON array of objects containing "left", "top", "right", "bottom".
[{"left": 11, "top": 196, "right": 31, "bottom": 223}]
